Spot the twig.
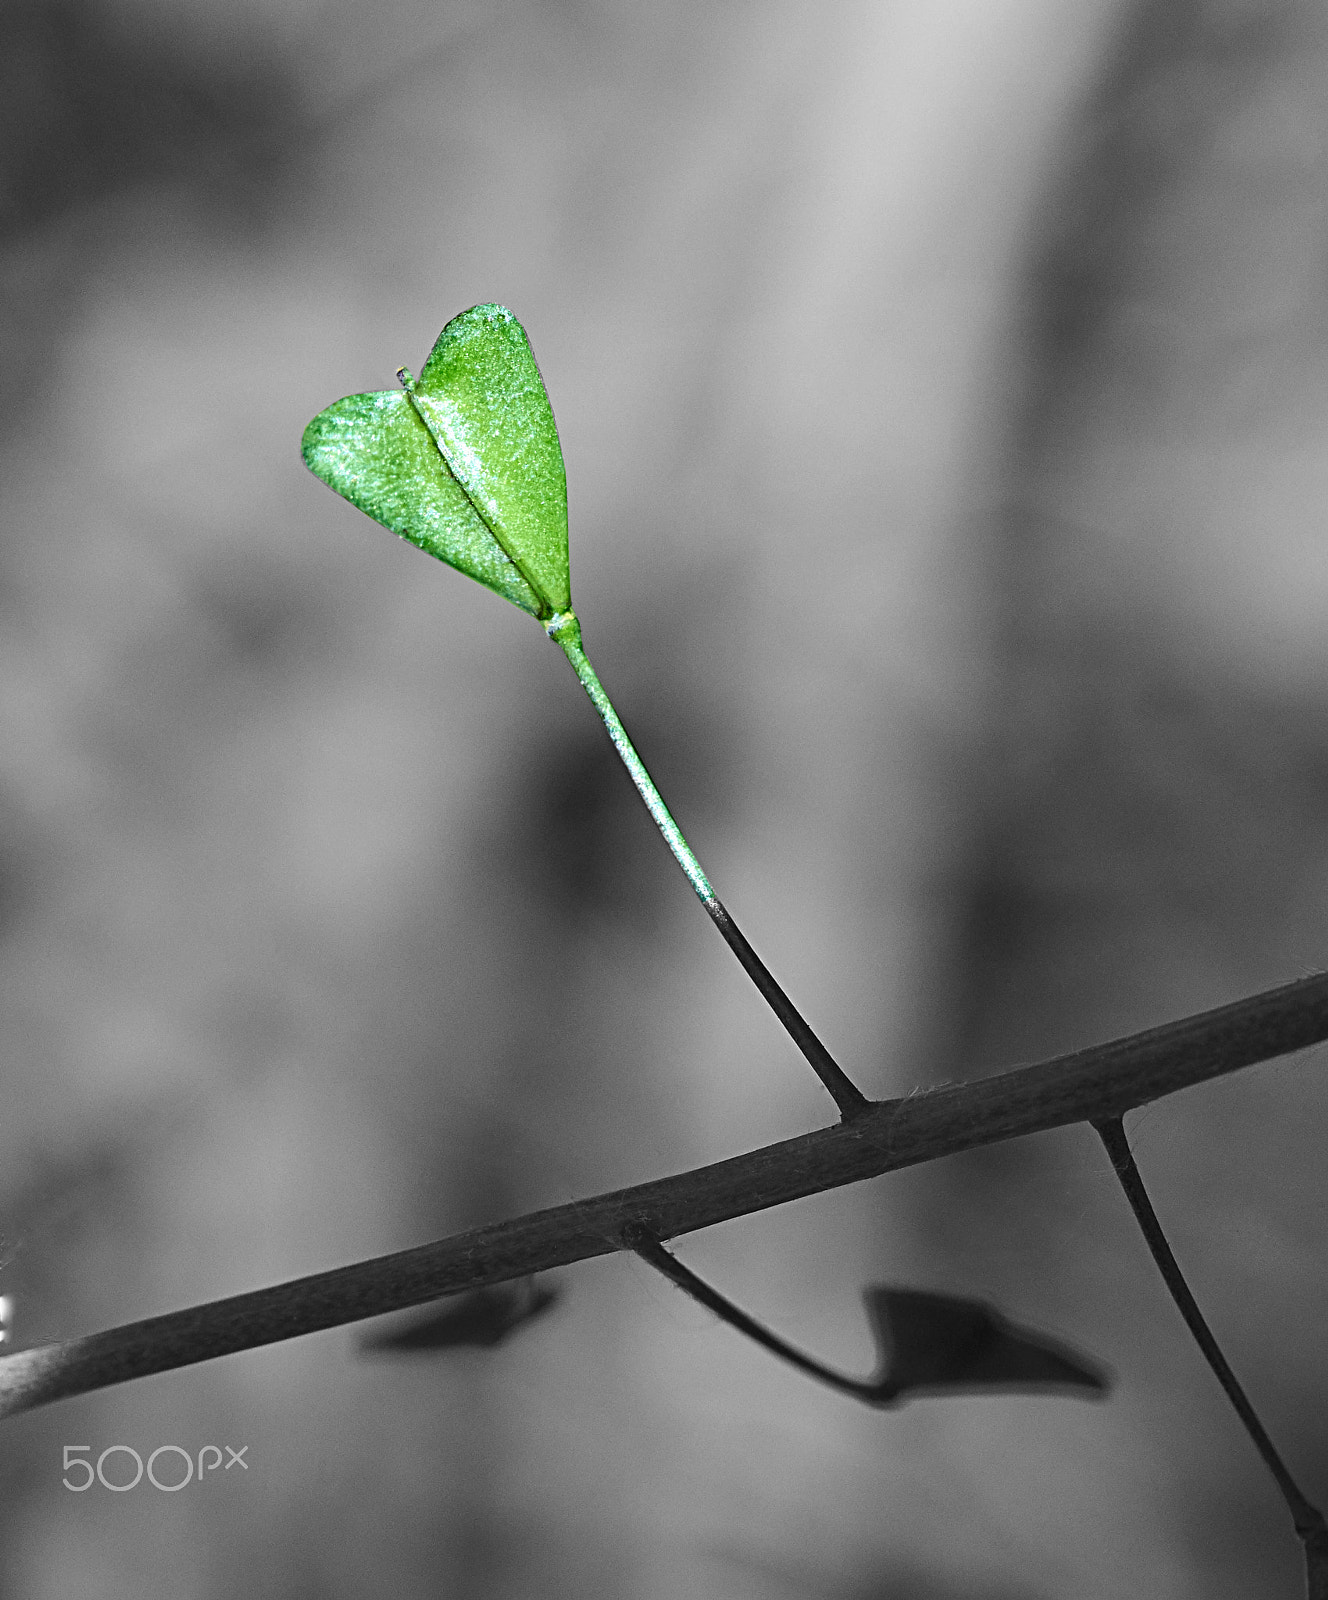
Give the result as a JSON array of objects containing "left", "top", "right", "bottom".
[
  {"left": 624, "top": 1224, "right": 876, "bottom": 1401},
  {"left": 626, "top": 1229, "right": 1109, "bottom": 1406},
  {"left": 1, "top": 971, "right": 1326, "bottom": 1419},
  {"left": 1095, "top": 1116, "right": 1328, "bottom": 1593}
]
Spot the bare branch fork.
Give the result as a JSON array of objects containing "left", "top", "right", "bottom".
[{"left": 2, "top": 970, "right": 1327, "bottom": 1422}]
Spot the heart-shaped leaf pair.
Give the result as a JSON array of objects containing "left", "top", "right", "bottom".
[{"left": 302, "top": 304, "right": 571, "bottom": 621}]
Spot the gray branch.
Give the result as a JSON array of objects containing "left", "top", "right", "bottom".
[{"left": 3, "top": 970, "right": 1326, "bottom": 1419}]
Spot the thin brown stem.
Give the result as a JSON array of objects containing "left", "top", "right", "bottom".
[
  {"left": 1095, "top": 1117, "right": 1327, "bottom": 1558},
  {"left": 624, "top": 1224, "right": 875, "bottom": 1401},
  {"left": 702, "top": 897, "right": 870, "bottom": 1118}
]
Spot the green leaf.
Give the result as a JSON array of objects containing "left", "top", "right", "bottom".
[
  {"left": 302, "top": 390, "right": 544, "bottom": 615},
  {"left": 413, "top": 304, "right": 570, "bottom": 616},
  {"left": 301, "top": 304, "right": 570, "bottom": 621}
]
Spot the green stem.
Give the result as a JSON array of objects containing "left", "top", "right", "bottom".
[
  {"left": 547, "top": 610, "right": 870, "bottom": 1121},
  {"left": 1095, "top": 1116, "right": 1327, "bottom": 1559}
]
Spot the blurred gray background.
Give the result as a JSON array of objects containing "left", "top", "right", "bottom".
[{"left": 1, "top": 0, "right": 1326, "bottom": 1595}]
